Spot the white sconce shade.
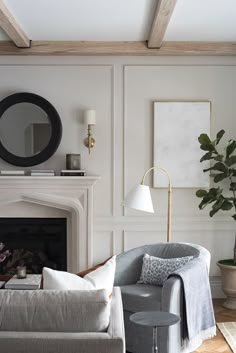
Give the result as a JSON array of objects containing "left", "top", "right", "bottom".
[
  {"left": 122, "top": 184, "right": 154, "bottom": 213},
  {"left": 84, "top": 110, "right": 96, "bottom": 125}
]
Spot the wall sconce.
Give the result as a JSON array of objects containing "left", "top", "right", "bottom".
[{"left": 84, "top": 110, "right": 96, "bottom": 154}]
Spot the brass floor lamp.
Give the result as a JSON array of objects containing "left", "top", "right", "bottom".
[{"left": 122, "top": 166, "right": 172, "bottom": 242}]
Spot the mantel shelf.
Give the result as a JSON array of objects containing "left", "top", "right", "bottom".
[
  {"left": 0, "top": 175, "right": 100, "bottom": 180},
  {"left": 0, "top": 175, "right": 101, "bottom": 189}
]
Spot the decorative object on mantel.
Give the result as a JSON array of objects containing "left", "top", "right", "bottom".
[
  {"left": 84, "top": 110, "right": 96, "bottom": 154},
  {"left": 66, "top": 154, "right": 81, "bottom": 170},
  {"left": 196, "top": 129, "right": 236, "bottom": 309},
  {"left": 30, "top": 169, "right": 55, "bottom": 176},
  {"left": 0, "top": 170, "right": 25, "bottom": 176},
  {"left": 122, "top": 166, "right": 172, "bottom": 242},
  {"left": 16, "top": 265, "right": 27, "bottom": 279},
  {"left": 0, "top": 92, "right": 62, "bottom": 167},
  {"left": 60, "top": 169, "right": 86, "bottom": 176}
]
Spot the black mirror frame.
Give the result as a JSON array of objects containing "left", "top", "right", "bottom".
[{"left": 0, "top": 92, "right": 62, "bottom": 167}]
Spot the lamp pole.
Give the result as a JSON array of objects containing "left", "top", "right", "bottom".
[{"left": 141, "top": 166, "right": 172, "bottom": 242}]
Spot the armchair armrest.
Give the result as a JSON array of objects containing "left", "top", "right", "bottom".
[
  {"left": 161, "top": 276, "right": 183, "bottom": 315},
  {"left": 161, "top": 277, "right": 183, "bottom": 353}
]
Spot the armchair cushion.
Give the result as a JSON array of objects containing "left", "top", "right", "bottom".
[
  {"left": 139, "top": 253, "right": 193, "bottom": 286},
  {"left": 121, "top": 284, "right": 162, "bottom": 312}
]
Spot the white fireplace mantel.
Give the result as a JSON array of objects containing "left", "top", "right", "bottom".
[{"left": 0, "top": 176, "right": 100, "bottom": 272}]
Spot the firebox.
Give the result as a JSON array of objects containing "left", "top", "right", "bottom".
[{"left": 0, "top": 218, "right": 67, "bottom": 275}]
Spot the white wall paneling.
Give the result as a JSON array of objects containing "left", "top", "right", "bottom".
[
  {"left": 92, "top": 231, "right": 115, "bottom": 265},
  {"left": 0, "top": 56, "right": 235, "bottom": 297}
]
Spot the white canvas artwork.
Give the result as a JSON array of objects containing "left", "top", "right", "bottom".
[{"left": 153, "top": 101, "right": 211, "bottom": 188}]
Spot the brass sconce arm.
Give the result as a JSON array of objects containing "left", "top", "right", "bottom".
[{"left": 84, "top": 110, "right": 96, "bottom": 154}]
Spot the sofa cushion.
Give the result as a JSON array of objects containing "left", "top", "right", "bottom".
[
  {"left": 120, "top": 284, "right": 162, "bottom": 312},
  {"left": 43, "top": 256, "right": 116, "bottom": 295},
  {"left": 0, "top": 289, "right": 110, "bottom": 332}
]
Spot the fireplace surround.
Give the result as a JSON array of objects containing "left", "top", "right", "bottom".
[{"left": 0, "top": 176, "right": 100, "bottom": 272}]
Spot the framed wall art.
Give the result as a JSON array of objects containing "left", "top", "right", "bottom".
[{"left": 153, "top": 101, "right": 211, "bottom": 188}]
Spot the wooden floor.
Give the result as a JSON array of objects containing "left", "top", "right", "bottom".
[{"left": 194, "top": 299, "right": 236, "bottom": 353}]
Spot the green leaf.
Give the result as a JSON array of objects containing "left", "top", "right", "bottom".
[
  {"left": 200, "top": 152, "right": 213, "bottom": 162},
  {"left": 196, "top": 189, "right": 208, "bottom": 198},
  {"left": 198, "top": 188, "right": 223, "bottom": 209},
  {"left": 203, "top": 162, "right": 228, "bottom": 173},
  {"left": 200, "top": 144, "right": 215, "bottom": 152},
  {"left": 198, "top": 134, "right": 216, "bottom": 152},
  {"left": 226, "top": 140, "right": 236, "bottom": 158},
  {"left": 198, "top": 133, "right": 212, "bottom": 145},
  {"left": 215, "top": 129, "right": 225, "bottom": 145},
  {"left": 214, "top": 173, "right": 228, "bottom": 183},
  {"left": 209, "top": 187, "right": 223, "bottom": 198},
  {"left": 230, "top": 182, "right": 236, "bottom": 191},
  {"left": 221, "top": 200, "right": 233, "bottom": 211},
  {"left": 199, "top": 198, "right": 214, "bottom": 210},
  {"left": 225, "top": 155, "right": 236, "bottom": 167},
  {"left": 214, "top": 154, "right": 224, "bottom": 162},
  {"left": 209, "top": 198, "right": 233, "bottom": 217},
  {"left": 209, "top": 197, "right": 225, "bottom": 217}
]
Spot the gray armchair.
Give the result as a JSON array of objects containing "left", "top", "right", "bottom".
[{"left": 114, "top": 242, "right": 210, "bottom": 353}]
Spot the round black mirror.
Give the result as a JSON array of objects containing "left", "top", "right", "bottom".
[{"left": 0, "top": 93, "right": 62, "bottom": 167}]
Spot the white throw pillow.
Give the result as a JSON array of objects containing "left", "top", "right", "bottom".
[
  {"left": 43, "top": 256, "right": 116, "bottom": 294},
  {"left": 84, "top": 255, "right": 116, "bottom": 295},
  {"left": 43, "top": 267, "right": 94, "bottom": 290}
]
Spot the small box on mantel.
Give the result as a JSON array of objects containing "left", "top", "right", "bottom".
[
  {"left": 60, "top": 170, "right": 86, "bottom": 176},
  {"left": 30, "top": 170, "right": 55, "bottom": 176},
  {"left": 0, "top": 170, "right": 25, "bottom": 176}
]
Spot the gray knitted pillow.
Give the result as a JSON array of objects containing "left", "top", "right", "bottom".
[{"left": 139, "top": 253, "right": 193, "bottom": 286}]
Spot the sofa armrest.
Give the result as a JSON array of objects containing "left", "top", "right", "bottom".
[{"left": 107, "top": 287, "right": 125, "bottom": 353}]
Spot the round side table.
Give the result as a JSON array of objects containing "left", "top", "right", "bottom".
[{"left": 130, "top": 310, "right": 180, "bottom": 353}]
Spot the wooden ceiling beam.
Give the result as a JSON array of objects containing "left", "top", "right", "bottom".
[
  {"left": 0, "top": 0, "right": 30, "bottom": 48},
  {"left": 0, "top": 40, "right": 236, "bottom": 56},
  {"left": 148, "top": 0, "right": 177, "bottom": 48}
]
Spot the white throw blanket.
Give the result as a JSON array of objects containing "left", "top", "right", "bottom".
[{"left": 169, "top": 258, "right": 216, "bottom": 352}]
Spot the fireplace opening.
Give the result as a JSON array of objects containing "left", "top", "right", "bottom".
[{"left": 0, "top": 218, "right": 67, "bottom": 275}]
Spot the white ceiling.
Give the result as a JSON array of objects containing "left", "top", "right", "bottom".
[
  {"left": 165, "top": 0, "right": 236, "bottom": 41},
  {"left": 0, "top": 0, "right": 236, "bottom": 42}
]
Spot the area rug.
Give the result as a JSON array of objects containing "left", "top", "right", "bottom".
[{"left": 217, "top": 322, "right": 236, "bottom": 353}]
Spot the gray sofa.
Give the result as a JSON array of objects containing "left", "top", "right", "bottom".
[
  {"left": 0, "top": 287, "right": 125, "bottom": 353},
  {"left": 114, "top": 242, "right": 210, "bottom": 353}
]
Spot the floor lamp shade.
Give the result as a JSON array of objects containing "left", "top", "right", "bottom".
[{"left": 122, "top": 184, "right": 154, "bottom": 213}]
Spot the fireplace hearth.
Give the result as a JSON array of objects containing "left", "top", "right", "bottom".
[{"left": 0, "top": 218, "right": 67, "bottom": 275}]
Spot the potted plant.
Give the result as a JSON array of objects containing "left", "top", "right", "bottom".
[{"left": 196, "top": 129, "right": 236, "bottom": 309}]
